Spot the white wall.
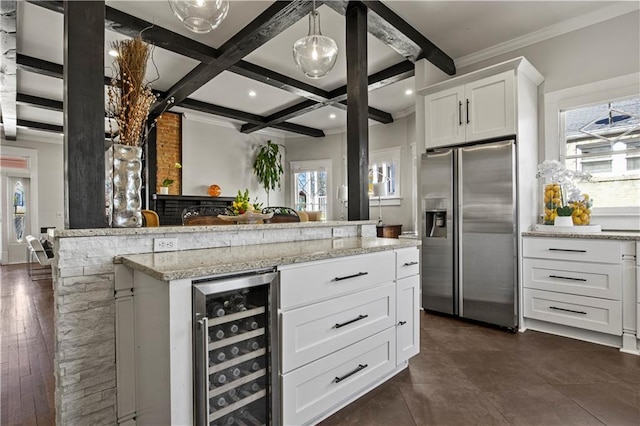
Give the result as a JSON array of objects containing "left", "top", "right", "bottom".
[
  {"left": 1, "top": 135, "right": 65, "bottom": 231},
  {"left": 285, "top": 114, "right": 417, "bottom": 230},
  {"left": 181, "top": 113, "right": 285, "bottom": 207}
]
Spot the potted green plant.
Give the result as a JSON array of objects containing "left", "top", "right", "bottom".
[{"left": 253, "top": 140, "right": 284, "bottom": 206}]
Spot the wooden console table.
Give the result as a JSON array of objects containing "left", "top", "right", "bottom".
[{"left": 376, "top": 224, "right": 402, "bottom": 239}]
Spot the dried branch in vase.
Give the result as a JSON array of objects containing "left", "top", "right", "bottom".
[{"left": 107, "top": 37, "right": 157, "bottom": 147}]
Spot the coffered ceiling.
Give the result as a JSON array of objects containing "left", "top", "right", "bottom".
[{"left": 3, "top": 0, "right": 636, "bottom": 141}]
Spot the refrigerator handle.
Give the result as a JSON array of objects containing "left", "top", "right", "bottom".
[
  {"left": 458, "top": 101, "right": 462, "bottom": 126},
  {"left": 197, "top": 317, "right": 209, "bottom": 426}
]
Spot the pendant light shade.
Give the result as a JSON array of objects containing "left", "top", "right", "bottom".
[
  {"left": 293, "top": 7, "right": 338, "bottom": 79},
  {"left": 169, "top": 0, "right": 229, "bottom": 34}
]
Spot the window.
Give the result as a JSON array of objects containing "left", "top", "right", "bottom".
[
  {"left": 290, "top": 160, "right": 332, "bottom": 220},
  {"left": 563, "top": 97, "right": 640, "bottom": 208},
  {"left": 369, "top": 147, "right": 401, "bottom": 200}
]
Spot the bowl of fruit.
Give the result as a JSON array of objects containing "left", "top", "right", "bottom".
[{"left": 218, "top": 189, "right": 272, "bottom": 224}]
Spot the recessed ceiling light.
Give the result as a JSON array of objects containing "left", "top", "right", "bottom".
[
  {"left": 329, "top": 113, "right": 336, "bottom": 119},
  {"left": 248, "top": 90, "right": 257, "bottom": 97},
  {"left": 405, "top": 89, "right": 413, "bottom": 96},
  {"left": 108, "top": 49, "right": 119, "bottom": 57}
]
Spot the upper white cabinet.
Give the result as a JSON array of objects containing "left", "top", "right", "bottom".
[
  {"left": 424, "top": 71, "right": 515, "bottom": 147},
  {"left": 419, "top": 57, "right": 542, "bottom": 150}
]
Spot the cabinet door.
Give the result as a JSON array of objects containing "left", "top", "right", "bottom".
[
  {"left": 396, "top": 275, "right": 420, "bottom": 364},
  {"left": 464, "top": 70, "right": 515, "bottom": 142},
  {"left": 424, "top": 86, "right": 465, "bottom": 149}
]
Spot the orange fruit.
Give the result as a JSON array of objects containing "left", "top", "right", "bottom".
[{"left": 208, "top": 184, "right": 221, "bottom": 197}]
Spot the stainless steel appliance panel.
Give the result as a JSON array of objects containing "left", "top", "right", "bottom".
[
  {"left": 459, "top": 141, "right": 517, "bottom": 328},
  {"left": 421, "top": 149, "right": 455, "bottom": 314}
]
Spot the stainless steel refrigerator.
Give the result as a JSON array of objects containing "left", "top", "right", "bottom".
[{"left": 421, "top": 139, "right": 518, "bottom": 330}]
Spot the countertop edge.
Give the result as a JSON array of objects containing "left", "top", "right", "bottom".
[
  {"left": 120, "top": 238, "right": 420, "bottom": 281},
  {"left": 522, "top": 231, "right": 640, "bottom": 241}
]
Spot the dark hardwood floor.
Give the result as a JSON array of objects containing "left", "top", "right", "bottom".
[
  {"left": 1, "top": 264, "right": 55, "bottom": 426},
  {"left": 1, "top": 264, "right": 639, "bottom": 426}
]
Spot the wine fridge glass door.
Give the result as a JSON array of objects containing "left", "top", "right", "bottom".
[{"left": 193, "top": 270, "right": 279, "bottom": 426}]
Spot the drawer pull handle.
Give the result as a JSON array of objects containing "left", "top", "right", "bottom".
[
  {"left": 335, "top": 314, "right": 369, "bottom": 329},
  {"left": 548, "top": 248, "right": 587, "bottom": 253},
  {"left": 334, "top": 364, "right": 368, "bottom": 383},
  {"left": 549, "top": 306, "right": 587, "bottom": 315},
  {"left": 403, "top": 261, "right": 418, "bottom": 267},
  {"left": 333, "top": 272, "right": 368, "bottom": 281},
  {"left": 398, "top": 321, "right": 407, "bottom": 326},
  {"left": 549, "top": 275, "right": 587, "bottom": 282}
]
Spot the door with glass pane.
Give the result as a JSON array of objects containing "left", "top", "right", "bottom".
[
  {"left": 7, "top": 177, "right": 31, "bottom": 264},
  {"left": 293, "top": 168, "right": 329, "bottom": 220}
]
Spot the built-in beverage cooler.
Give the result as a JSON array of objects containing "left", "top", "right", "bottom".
[{"left": 193, "top": 270, "right": 280, "bottom": 426}]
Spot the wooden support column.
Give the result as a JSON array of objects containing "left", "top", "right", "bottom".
[
  {"left": 63, "top": 1, "right": 107, "bottom": 228},
  {"left": 346, "top": 2, "right": 369, "bottom": 220}
]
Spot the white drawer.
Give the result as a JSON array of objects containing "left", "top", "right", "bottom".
[
  {"left": 279, "top": 251, "right": 395, "bottom": 310},
  {"left": 523, "top": 258, "right": 622, "bottom": 300},
  {"left": 523, "top": 237, "right": 622, "bottom": 264},
  {"left": 523, "top": 288, "right": 622, "bottom": 335},
  {"left": 396, "top": 247, "right": 419, "bottom": 280},
  {"left": 282, "top": 328, "right": 396, "bottom": 426},
  {"left": 281, "top": 283, "right": 396, "bottom": 373}
]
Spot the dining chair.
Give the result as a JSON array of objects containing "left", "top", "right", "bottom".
[
  {"left": 26, "top": 235, "right": 53, "bottom": 280},
  {"left": 141, "top": 209, "right": 160, "bottom": 227},
  {"left": 182, "top": 205, "right": 232, "bottom": 226},
  {"left": 261, "top": 207, "right": 300, "bottom": 223}
]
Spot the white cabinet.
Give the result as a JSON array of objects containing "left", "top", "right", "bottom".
[
  {"left": 279, "top": 246, "right": 420, "bottom": 425},
  {"left": 396, "top": 275, "right": 420, "bottom": 363},
  {"left": 522, "top": 237, "right": 639, "bottom": 351},
  {"left": 424, "top": 71, "right": 515, "bottom": 148}
]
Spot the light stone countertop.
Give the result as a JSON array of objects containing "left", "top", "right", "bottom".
[
  {"left": 52, "top": 220, "right": 376, "bottom": 238},
  {"left": 522, "top": 230, "right": 640, "bottom": 241},
  {"left": 119, "top": 237, "right": 420, "bottom": 281}
]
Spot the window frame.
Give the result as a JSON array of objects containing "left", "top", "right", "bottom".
[
  {"left": 289, "top": 159, "right": 332, "bottom": 220},
  {"left": 544, "top": 72, "right": 640, "bottom": 230},
  {"left": 369, "top": 147, "right": 402, "bottom": 206}
]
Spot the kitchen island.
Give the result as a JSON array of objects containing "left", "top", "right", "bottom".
[{"left": 49, "top": 221, "right": 420, "bottom": 426}]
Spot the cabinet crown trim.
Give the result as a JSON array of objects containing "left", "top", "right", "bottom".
[{"left": 417, "top": 56, "right": 543, "bottom": 96}]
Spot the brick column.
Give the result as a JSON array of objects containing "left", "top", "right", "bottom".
[{"left": 155, "top": 112, "right": 182, "bottom": 195}]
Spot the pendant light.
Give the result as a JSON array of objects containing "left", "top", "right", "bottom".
[
  {"left": 292, "top": 0, "right": 338, "bottom": 79},
  {"left": 168, "top": 0, "right": 229, "bottom": 34}
]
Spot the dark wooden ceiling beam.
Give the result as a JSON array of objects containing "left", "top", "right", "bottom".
[
  {"left": 178, "top": 98, "right": 325, "bottom": 138},
  {"left": 240, "top": 60, "right": 413, "bottom": 134},
  {"left": 17, "top": 119, "right": 62, "bottom": 133},
  {"left": 17, "top": 93, "right": 63, "bottom": 111},
  {"left": 325, "top": 0, "right": 455, "bottom": 75},
  {"left": 153, "top": 0, "right": 320, "bottom": 114},
  {"left": 1, "top": 0, "right": 17, "bottom": 140}
]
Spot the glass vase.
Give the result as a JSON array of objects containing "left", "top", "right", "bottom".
[
  {"left": 542, "top": 182, "right": 563, "bottom": 225},
  {"left": 112, "top": 143, "right": 142, "bottom": 228}
]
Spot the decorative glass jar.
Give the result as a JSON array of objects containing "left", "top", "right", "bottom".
[
  {"left": 542, "top": 183, "right": 564, "bottom": 225},
  {"left": 568, "top": 194, "right": 593, "bottom": 225}
]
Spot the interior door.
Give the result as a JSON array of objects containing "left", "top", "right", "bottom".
[{"left": 7, "top": 177, "right": 31, "bottom": 264}]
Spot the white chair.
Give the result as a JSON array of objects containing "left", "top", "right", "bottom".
[{"left": 26, "top": 235, "right": 53, "bottom": 280}]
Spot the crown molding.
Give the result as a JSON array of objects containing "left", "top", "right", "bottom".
[
  {"left": 392, "top": 104, "right": 415, "bottom": 120},
  {"left": 455, "top": 1, "right": 640, "bottom": 69}
]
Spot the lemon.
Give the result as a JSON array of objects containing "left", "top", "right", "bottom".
[
  {"left": 545, "top": 190, "right": 554, "bottom": 199},
  {"left": 573, "top": 217, "right": 582, "bottom": 225},
  {"left": 552, "top": 198, "right": 561, "bottom": 205}
]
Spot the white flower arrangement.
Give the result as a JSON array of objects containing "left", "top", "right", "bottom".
[{"left": 535, "top": 159, "right": 591, "bottom": 202}]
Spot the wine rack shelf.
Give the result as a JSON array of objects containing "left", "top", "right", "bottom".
[
  {"left": 209, "top": 389, "right": 267, "bottom": 423},
  {"left": 208, "top": 306, "right": 266, "bottom": 326},
  {"left": 208, "top": 328, "right": 265, "bottom": 351}
]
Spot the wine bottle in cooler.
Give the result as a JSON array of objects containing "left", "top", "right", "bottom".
[
  {"left": 210, "top": 350, "right": 226, "bottom": 365},
  {"left": 209, "top": 326, "right": 225, "bottom": 342},
  {"left": 226, "top": 366, "right": 241, "bottom": 381},
  {"left": 207, "top": 300, "right": 226, "bottom": 318},
  {"left": 243, "top": 339, "right": 261, "bottom": 353},
  {"left": 229, "top": 293, "right": 247, "bottom": 312},
  {"left": 211, "top": 371, "right": 227, "bottom": 386},
  {"left": 241, "top": 359, "right": 261, "bottom": 375},
  {"left": 210, "top": 395, "right": 229, "bottom": 410},
  {"left": 240, "top": 317, "right": 259, "bottom": 332},
  {"left": 238, "top": 408, "right": 263, "bottom": 426},
  {"left": 211, "top": 415, "right": 236, "bottom": 426},
  {"left": 225, "top": 322, "right": 240, "bottom": 335},
  {"left": 239, "top": 382, "right": 261, "bottom": 397},
  {"left": 226, "top": 345, "right": 240, "bottom": 359}
]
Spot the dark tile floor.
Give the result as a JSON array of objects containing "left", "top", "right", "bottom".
[{"left": 320, "top": 311, "right": 640, "bottom": 426}]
